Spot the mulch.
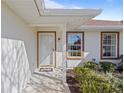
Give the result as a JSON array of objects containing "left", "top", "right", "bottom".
[{"left": 66, "top": 69, "right": 81, "bottom": 93}]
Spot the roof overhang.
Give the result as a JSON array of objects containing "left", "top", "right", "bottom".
[
  {"left": 2, "top": 0, "right": 102, "bottom": 30},
  {"left": 76, "top": 25, "right": 123, "bottom": 31}
]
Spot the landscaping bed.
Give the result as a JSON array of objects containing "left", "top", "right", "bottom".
[
  {"left": 66, "top": 61, "right": 123, "bottom": 93},
  {"left": 66, "top": 69, "right": 81, "bottom": 93}
]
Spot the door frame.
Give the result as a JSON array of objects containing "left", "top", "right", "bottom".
[{"left": 37, "top": 31, "right": 56, "bottom": 68}]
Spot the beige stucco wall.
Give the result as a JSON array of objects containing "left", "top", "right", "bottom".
[
  {"left": 119, "top": 31, "right": 123, "bottom": 55},
  {"left": 84, "top": 31, "right": 101, "bottom": 62},
  {"left": 2, "top": 3, "right": 36, "bottom": 93},
  {"left": 2, "top": 3, "right": 37, "bottom": 71},
  {"left": 1, "top": 39, "right": 31, "bottom": 93}
]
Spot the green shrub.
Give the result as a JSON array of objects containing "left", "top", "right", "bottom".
[
  {"left": 106, "top": 73, "right": 123, "bottom": 93},
  {"left": 100, "top": 62, "right": 116, "bottom": 73},
  {"left": 83, "top": 61, "right": 98, "bottom": 70},
  {"left": 74, "top": 67, "right": 123, "bottom": 93},
  {"left": 111, "top": 78, "right": 123, "bottom": 93},
  {"left": 74, "top": 67, "right": 112, "bottom": 93}
]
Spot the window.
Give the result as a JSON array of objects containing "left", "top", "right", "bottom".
[
  {"left": 101, "top": 32, "right": 119, "bottom": 59},
  {"left": 67, "top": 32, "right": 84, "bottom": 59}
]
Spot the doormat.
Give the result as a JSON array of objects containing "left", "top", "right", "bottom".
[{"left": 39, "top": 68, "right": 53, "bottom": 72}]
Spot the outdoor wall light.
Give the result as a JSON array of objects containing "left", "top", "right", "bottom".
[{"left": 58, "top": 38, "right": 60, "bottom": 40}]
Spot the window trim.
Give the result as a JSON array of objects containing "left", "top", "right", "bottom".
[
  {"left": 101, "top": 32, "right": 119, "bottom": 59},
  {"left": 66, "top": 32, "right": 84, "bottom": 60}
]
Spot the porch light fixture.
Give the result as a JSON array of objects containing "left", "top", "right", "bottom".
[{"left": 58, "top": 37, "right": 60, "bottom": 40}]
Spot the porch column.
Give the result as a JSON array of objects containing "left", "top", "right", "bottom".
[{"left": 61, "top": 24, "right": 67, "bottom": 82}]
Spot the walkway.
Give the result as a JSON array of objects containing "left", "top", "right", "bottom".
[{"left": 22, "top": 68, "right": 70, "bottom": 93}]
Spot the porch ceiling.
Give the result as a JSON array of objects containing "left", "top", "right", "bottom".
[{"left": 2, "top": 0, "right": 102, "bottom": 30}]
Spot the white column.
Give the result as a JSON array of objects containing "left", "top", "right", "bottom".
[{"left": 61, "top": 24, "right": 67, "bottom": 82}]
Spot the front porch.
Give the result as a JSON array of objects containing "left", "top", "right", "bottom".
[{"left": 36, "top": 25, "right": 67, "bottom": 82}]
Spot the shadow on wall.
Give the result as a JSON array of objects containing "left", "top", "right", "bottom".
[{"left": 1, "top": 38, "right": 31, "bottom": 93}]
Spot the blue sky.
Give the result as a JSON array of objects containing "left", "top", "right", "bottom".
[{"left": 44, "top": 0, "right": 123, "bottom": 20}]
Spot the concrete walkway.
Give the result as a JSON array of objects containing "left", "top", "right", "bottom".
[{"left": 22, "top": 71, "right": 70, "bottom": 93}]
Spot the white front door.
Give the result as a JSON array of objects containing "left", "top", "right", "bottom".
[{"left": 38, "top": 32, "right": 56, "bottom": 67}]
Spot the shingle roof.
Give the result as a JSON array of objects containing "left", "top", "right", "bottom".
[{"left": 83, "top": 20, "right": 123, "bottom": 26}]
